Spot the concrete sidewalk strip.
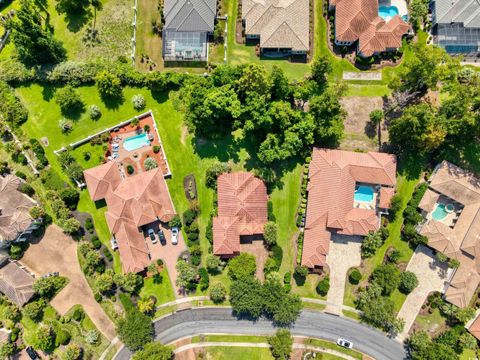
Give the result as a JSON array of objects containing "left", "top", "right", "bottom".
[{"left": 173, "top": 341, "right": 357, "bottom": 360}]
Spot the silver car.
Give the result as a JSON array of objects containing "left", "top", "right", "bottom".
[
  {"left": 337, "top": 338, "right": 353, "bottom": 349},
  {"left": 171, "top": 227, "right": 179, "bottom": 245}
]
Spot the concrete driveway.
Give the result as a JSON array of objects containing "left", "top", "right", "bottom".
[
  {"left": 325, "top": 234, "right": 362, "bottom": 314},
  {"left": 396, "top": 245, "right": 450, "bottom": 341},
  {"left": 20, "top": 225, "right": 116, "bottom": 341},
  {"left": 144, "top": 221, "right": 187, "bottom": 298}
]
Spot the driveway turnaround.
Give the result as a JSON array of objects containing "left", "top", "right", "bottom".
[
  {"left": 396, "top": 245, "right": 449, "bottom": 341},
  {"left": 325, "top": 234, "right": 362, "bottom": 314},
  {"left": 114, "top": 308, "right": 407, "bottom": 360},
  {"left": 20, "top": 225, "right": 116, "bottom": 341}
]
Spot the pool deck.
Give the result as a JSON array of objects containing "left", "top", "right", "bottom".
[
  {"left": 379, "top": 0, "right": 408, "bottom": 17},
  {"left": 427, "top": 202, "right": 457, "bottom": 227},
  {"left": 108, "top": 115, "right": 170, "bottom": 178}
]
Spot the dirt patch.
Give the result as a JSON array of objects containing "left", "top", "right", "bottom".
[
  {"left": 180, "top": 125, "right": 188, "bottom": 145},
  {"left": 340, "top": 96, "right": 389, "bottom": 152}
]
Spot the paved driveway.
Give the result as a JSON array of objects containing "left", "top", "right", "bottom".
[
  {"left": 396, "top": 245, "right": 449, "bottom": 341},
  {"left": 144, "top": 221, "right": 187, "bottom": 298},
  {"left": 325, "top": 234, "right": 362, "bottom": 314},
  {"left": 20, "top": 225, "right": 116, "bottom": 341}
]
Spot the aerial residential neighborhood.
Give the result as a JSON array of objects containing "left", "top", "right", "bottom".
[{"left": 0, "top": 0, "right": 479, "bottom": 358}]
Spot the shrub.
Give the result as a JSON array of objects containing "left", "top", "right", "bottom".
[
  {"left": 389, "top": 194, "right": 402, "bottom": 219},
  {"left": 399, "top": 271, "right": 418, "bottom": 294},
  {"left": 199, "top": 268, "right": 209, "bottom": 291},
  {"left": 349, "top": 269, "right": 362, "bottom": 285},
  {"left": 35, "top": 324, "right": 55, "bottom": 352},
  {"left": 205, "top": 162, "right": 231, "bottom": 188},
  {"left": 9, "top": 244, "right": 24, "bottom": 260},
  {"left": 144, "top": 157, "right": 158, "bottom": 171},
  {"left": 153, "top": 145, "right": 160, "bottom": 153},
  {"left": 126, "top": 165, "right": 134, "bottom": 175},
  {"left": 103, "top": 247, "right": 113, "bottom": 261},
  {"left": 95, "top": 71, "right": 122, "bottom": 98},
  {"left": 294, "top": 265, "right": 308, "bottom": 278},
  {"left": 371, "top": 264, "right": 400, "bottom": 296},
  {"left": 59, "top": 188, "right": 80, "bottom": 210},
  {"left": 131, "top": 342, "right": 173, "bottom": 360},
  {"left": 3, "top": 304, "right": 21, "bottom": 323},
  {"left": 268, "top": 329, "right": 293, "bottom": 360},
  {"left": 168, "top": 215, "right": 182, "bottom": 229},
  {"left": 144, "top": 124, "right": 150, "bottom": 132},
  {"left": 228, "top": 253, "right": 256, "bottom": 280},
  {"left": 85, "top": 330, "right": 100, "bottom": 345},
  {"left": 14, "top": 170, "right": 27, "bottom": 180},
  {"left": 182, "top": 209, "right": 197, "bottom": 226},
  {"left": 209, "top": 282, "right": 227, "bottom": 303},
  {"left": 33, "top": 276, "right": 67, "bottom": 298},
  {"left": 18, "top": 183, "right": 34, "bottom": 196},
  {"left": 59, "top": 118, "right": 73, "bottom": 132},
  {"left": 89, "top": 105, "right": 102, "bottom": 120},
  {"left": 206, "top": 254, "right": 221, "bottom": 274},
  {"left": 72, "top": 308, "right": 85, "bottom": 322},
  {"left": 55, "top": 328, "right": 71, "bottom": 346},
  {"left": 316, "top": 277, "right": 330, "bottom": 296},
  {"left": 63, "top": 343, "right": 82, "bottom": 360},
  {"left": 94, "top": 293, "right": 102, "bottom": 302},
  {"left": 361, "top": 231, "right": 384, "bottom": 258},
  {"left": 263, "top": 221, "right": 278, "bottom": 246},
  {"left": 264, "top": 257, "right": 279, "bottom": 275},
  {"left": 22, "top": 299, "right": 46, "bottom": 322},
  {"left": 284, "top": 272, "right": 291, "bottom": 284},
  {"left": 132, "top": 94, "right": 146, "bottom": 111}
]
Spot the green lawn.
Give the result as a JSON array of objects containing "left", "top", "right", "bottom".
[
  {"left": 346, "top": 84, "right": 392, "bottom": 97},
  {"left": 414, "top": 308, "right": 447, "bottom": 336},
  {"left": 139, "top": 268, "right": 176, "bottom": 305},
  {"left": 205, "top": 346, "right": 274, "bottom": 360},
  {"left": 192, "top": 335, "right": 269, "bottom": 343},
  {"left": 292, "top": 274, "right": 326, "bottom": 299}
]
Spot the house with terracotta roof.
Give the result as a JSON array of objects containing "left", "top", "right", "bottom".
[
  {"left": 242, "top": 0, "right": 309, "bottom": 60},
  {"left": 213, "top": 172, "right": 268, "bottom": 257},
  {"left": 0, "top": 175, "right": 40, "bottom": 249},
  {"left": 330, "top": 0, "right": 410, "bottom": 57},
  {"left": 84, "top": 163, "right": 176, "bottom": 273},
  {"left": 417, "top": 161, "right": 480, "bottom": 308},
  {"left": 302, "top": 148, "right": 397, "bottom": 269}
]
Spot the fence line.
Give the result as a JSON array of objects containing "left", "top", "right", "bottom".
[{"left": 131, "top": 0, "right": 138, "bottom": 66}]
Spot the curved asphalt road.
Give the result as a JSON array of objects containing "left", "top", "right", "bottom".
[{"left": 114, "top": 308, "right": 407, "bottom": 360}]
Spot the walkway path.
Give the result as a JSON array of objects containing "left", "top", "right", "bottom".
[
  {"left": 325, "top": 234, "right": 362, "bottom": 314},
  {"left": 21, "top": 225, "right": 116, "bottom": 340},
  {"left": 114, "top": 308, "right": 406, "bottom": 360},
  {"left": 396, "top": 245, "right": 449, "bottom": 341},
  {"left": 174, "top": 341, "right": 358, "bottom": 360}
]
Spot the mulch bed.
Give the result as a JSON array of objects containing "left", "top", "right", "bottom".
[{"left": 183, "top": 174, "right": 198, "bottom": 201}]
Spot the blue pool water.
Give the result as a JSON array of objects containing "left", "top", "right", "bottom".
[
  {"left": 354, "top": 185, "right": 374, "bottom": 202},
  {"left": 379, "top": 5, "right": 400, "bottom": 20},
  {"left": 432, "top": 203, "right": 454, "bottom": 220},
  {"left": 123, "top": 133, "right": 150, "bottom": 151}
]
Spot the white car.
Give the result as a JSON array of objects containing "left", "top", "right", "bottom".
[
  {"left": 171, "top": 227, "right": 179, "bottom": 245},
  {"left": 337, "top": 338, "right": 353, "bottom": 349}
]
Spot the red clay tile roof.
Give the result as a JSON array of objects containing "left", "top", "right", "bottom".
[
  {"left": 84, "top": 166, "right": 176, "bottom": 273},
  {"left": 469, "top": 313, "right": 480, "bottom": 340},
  {"left": 379, "top": 187, "right": 395, "bottom": 208},
  {"left": 333, "top": 0, "right": 410, "bottom": 56},
  {"left": 213, "top": 172, "right": 268, "bottom": 256},
  {"left": 302, "top": 149, "right": 397, "bottom": 268},
  {"left": 83, "top": 162, "right": 122, "bottom": 201}
]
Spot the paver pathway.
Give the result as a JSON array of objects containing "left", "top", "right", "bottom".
[
  {"left": 21, "top": 225, "right": 116, "bottom": 340},
  {"left": 325, "top": 234, "right": 362, "bottom": 314},
  {"left": 396, "top": 245, "right": 450, "bottom": 341}
]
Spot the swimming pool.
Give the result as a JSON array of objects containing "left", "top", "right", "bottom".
[
  {"left": 379, "top": 5, "right": 399, "bottom": 20},
  {"left": 123, "top": 133, "right": 150, "bottom": 151},
  {"left": 354, "top": 185, "right": 374, "bottom": 202},
  {"left": 432, "top": 203, "right": 454, "bottom": 221}
]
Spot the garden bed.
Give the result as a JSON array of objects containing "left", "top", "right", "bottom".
[{"left": 183, "top": 174, "right": 198, "bottom": 201}]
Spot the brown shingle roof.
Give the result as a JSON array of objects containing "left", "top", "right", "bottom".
[
  {"left": 332, "top": 0, "right": 410, "bottom": 56},
  {"left": 213, "top": 172, "right": 268, "bottom": 256},
  {"left": 0, "top": 175, "right": 36, "bottom": 243},
  {"left": 242, "top": 0, "right": 309, "bottom": 51},
  {"left": 0, "top": 256, "right": 34, "bottom": 306},
  {"left": 469, "top": 313, "right": 480, "bottom": 340},
  {"left": 84, "top": 166, "right": 176, "bottom": 273},
  {"left": 419, "top": 161, "right": 480, "bottom": 308},
  {"left": 302, "top": 149, "right": 397, "bottom": 268}
]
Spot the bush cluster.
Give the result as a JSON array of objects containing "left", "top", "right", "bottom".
[{"left": 29, "top": 138, "right": 48, "bottom": 167}]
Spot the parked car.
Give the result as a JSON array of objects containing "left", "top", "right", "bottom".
[
  {"left": 148, "top": 228, "right": 157, "bottom": 244},
  {"left": 111, "top": 237, "right": 118, "bottom": 250},
  {"left": 171, "top": 227, "right": 179, "bottom": 245},
  {"left": 26, "top": 346, "right": 40, "bottom": 360},
  {"left": 337, "top": 338, "right": 353, "bottom": 349},
  {"left": 158, "top": 229, "right": 166, "bottom": 245}
]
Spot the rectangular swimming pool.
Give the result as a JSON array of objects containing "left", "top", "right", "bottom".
[
  {"left": 354, "top": 185, "right": 374, "bottom": 202},
  {"left": 123, "top": 133, "right": 150, "bottom": 152}
]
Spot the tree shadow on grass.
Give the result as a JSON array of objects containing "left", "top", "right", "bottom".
[
  {"left": 397, "top": 152, "right": 426, "bottom": 181},
  {"left": 62, "top": 7, "right": 92, "bottom": 33},
  {"left": 41, "top": 83, "right": 56, "bottom": 102},
  {"left": 293, "top": 273, "right": 306, "bottom": 286},
  {"left": 101, "top": 93, "right": 125, "bottom": 110},
  {"left": 61, "top": 104, "right": 85, "bottom": 122}
]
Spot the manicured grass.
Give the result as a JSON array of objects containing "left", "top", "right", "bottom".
[
  {"left": 292, "top": 274, "right": 325, "bottom": 299},
  {"left": 192, "top": 335, "right": 269, "bottom": 343},
  {"left": 414, "top": 308, "right": 447, "bottom": 336},
  {"left": 346, "top": 84, "right": 392, "bottom": 97},
  {"left": 154, "top": 304, "right": 177, "bottom": 319},
  {"left": 302, "top": 302, "right": 327, "bottom": 312},
  {"left": 460, "top": 349, "right": 477, "bottom": 360},
  {"left": 139, "top": 268, "right": 176, "bottom": 305},
  {"left": 342, "top": 310, "right": 360, "bottom": 321},
  {"left": 303, "top": 338, "right": 364, "bottom": 359},
  {"left": 204, "top": 346, "right": 274, "bottom": 360},
  {"left": 135, "top": 0, "right": 163, "bottom": 70}
]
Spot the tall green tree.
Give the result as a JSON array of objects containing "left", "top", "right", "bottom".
[
  {"left": 268, "top": 329, "right": 293, "bottom": 360},
  {"left": 9, "top": 0, "right": 66, "bottom": 65},
  {"left": 269, "top": 65, "right": 292, "bottom": 101},
  {"left": 132, "top": 342, "right": 173, "bottom": 360}
]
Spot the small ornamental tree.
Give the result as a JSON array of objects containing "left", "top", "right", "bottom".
[
  {"left": 138, "top": 297, "right": 155, "bottom": 315},
  {"left": 263, "top": 221, "right": 278, "bottom": 246},
  {"left": 294, "top": 265, "right": 308, "bottom": 278},
  {"left": 209, "top": 282, "right": 227, "bottom": 303},
  {"left": 22, "top": 299, "right": 46, "bottom": 322},
  {"left": 62, "top": 343, "right": 82, "bottom": 360},
  {"left": 55, "top": 86, "right": 84, "bottom": 114},
  {"left": 117, "top": 309, "right": 153, "bottom": 351},
  {"left": 95, "top": 71, "right": 122, "bottom": 98},
  {"left": 349, "top": 269, "right": 362, "bottom": 285},
  {"left": 316, "top": 277, "right": 330, "bottom": 296},
  {"left": 132, "top": 94, "right": 146, "bottom": 111},
  {"left": 371, "top": 264, "right": 400, "bottom": 296},
  {"left": 35, "top": 324, "right": 55, "bottom": 352},
  {"left": 144, "top": 157, "right": 158, "bottom": 171},
  {"left": 268, "top": 329, "right": 293, "bottom": 360},
  {"left": 399, "top": 271, "right": 419, "bottom": 294},
  {"left": 89, "top": 105, "right": 102, "bottom": 120},
  {"left": 30, "top": 206, "right": 46, "bottom": 220},
  {"left": 206, "top": 254, "right": 222, "bottom": 274}
]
